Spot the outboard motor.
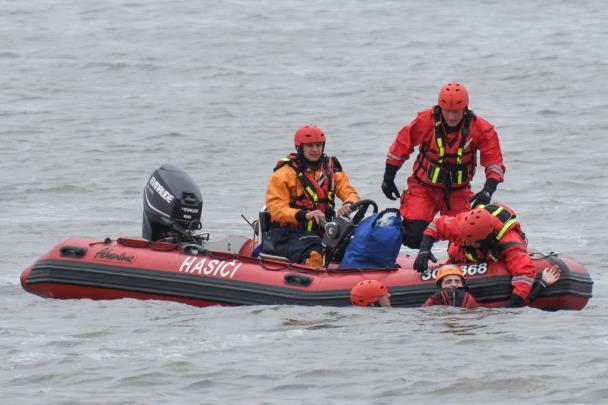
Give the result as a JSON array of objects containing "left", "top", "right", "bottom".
[{"left": 143, "top": 164, "right": 203, "bottom": 242}]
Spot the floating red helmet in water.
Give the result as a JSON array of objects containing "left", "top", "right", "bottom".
[{"left": 438, "top": 82, "right": 469, "bottom": 110}]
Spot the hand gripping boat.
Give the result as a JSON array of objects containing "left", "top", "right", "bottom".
[{"left": 20, "top": 165, "right": 593, "bottom": 310}]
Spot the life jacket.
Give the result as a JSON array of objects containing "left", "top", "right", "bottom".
[
  {"left": 425, "top": 288, "right": 479, "bottom": 308},
  {"left": 273, "top": 153, "right": 337, "bottom": 232},
  {"left": 413, "top": 106, "right": 477, "bottom": 190},
  {"left": 462, "top": 202, "right": 526, "bottom": 263}
]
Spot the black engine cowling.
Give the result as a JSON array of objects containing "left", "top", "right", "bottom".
[{"left": 142, "top": 164, "right": 203, "bottom": 241}]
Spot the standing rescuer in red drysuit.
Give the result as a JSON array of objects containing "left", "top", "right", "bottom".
[
  {"left": 413, "top": 203, "right": 536, "bottom": 307},
  {"left": 264, "top": 125, "right": 360, "bottom": 266},
  {"left": 381, "top": 82, "right": 506, "bottom": 249}
]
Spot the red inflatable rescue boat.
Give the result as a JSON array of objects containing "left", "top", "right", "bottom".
[
  {"left": 20, "top": 164, "right": 593, "bottom": 310},
  {"left": 20, "top": 235, "right": 592, "bottom": 310}
]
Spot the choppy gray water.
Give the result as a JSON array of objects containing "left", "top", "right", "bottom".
[{"left": 2, "top": 0, "right": 608, "bottom": 403}]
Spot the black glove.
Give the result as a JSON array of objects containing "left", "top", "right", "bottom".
[
  {"left": 470, "top": 178, "right": 499, "bottom": 208},
  {"left": 504, "top": 293, "right": 525, "bottom": 308},
  {"left": 381, "top": 163, "right": 401, "bottom": 200},
  {"left": 414, "top": 251, "right": 437, "bottom": 273},
  {"left": 413, "top": 234, "right": 437, "bottom": 273}
]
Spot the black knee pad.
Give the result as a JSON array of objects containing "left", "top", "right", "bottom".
[{"left": 402, "top": 220, "right": 430, "bottom": 249}]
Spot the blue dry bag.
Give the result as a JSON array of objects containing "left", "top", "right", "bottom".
[{"left": 339, "top": 208, "right": 403, "bottom": 269}]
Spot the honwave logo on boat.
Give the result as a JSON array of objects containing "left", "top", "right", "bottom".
[
  {"left": 420, "top": 263, "right": 489, "bottom": 281},
  {"left": 94, "top": 248, "right": 136, "bottom": 263},
  {"left": 149, "top": 176, "right": 174, "bottom": 204},
  {"left": 179, "top": 256, "right": 242, "bottom": 279}
]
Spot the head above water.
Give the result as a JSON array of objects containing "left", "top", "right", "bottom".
[
  {"left": 350, "top": 280, "right": 391, "bottom": 307},
  {"left": 435, "top": 264, "right": 465, "bottom": 288}
]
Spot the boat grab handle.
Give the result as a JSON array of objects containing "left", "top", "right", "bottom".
[
  {"left": 60, "top": 246, "right": 88, "bottom": 258},
  {"left": 284, "top": 274, "right": 313, "bottom": 287}
]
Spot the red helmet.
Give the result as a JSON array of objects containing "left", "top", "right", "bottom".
[
  {"left": 438, "top": 82, "right": 469, "bottom": 110},
  {"left": 294, "top": 125, "right": 326, "bottom": 149},
  {"left": 460, "top": 208, "right": 494, "bottom": 244},
  {"left": 350, "top": 280, "right": 388, "bottom": 307}
]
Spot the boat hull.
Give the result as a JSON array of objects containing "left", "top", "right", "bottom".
[{"left": 21, "top": 237, "right": 593, "bottom": 310}]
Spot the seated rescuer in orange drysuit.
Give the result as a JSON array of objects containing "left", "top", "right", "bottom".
[
  {"left": 413, "top": 203, "right": 536, "bottom": 308},
  {"left": 381, "top": 82, "right": 505, "bottom": 249},
  {"left": 350, "top": 280, "right": 392, "bottom": 307},
  {"left": 265, "top": 125, "right": 360, "bottom": 266},
  {"left": 422, "top": 265, "right": 480, "bottom": 308}
]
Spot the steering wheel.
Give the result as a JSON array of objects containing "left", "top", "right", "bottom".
[
  {"left": 348, "top": 199, "right": 379, "bottom": 225},
  {"left": 321, "top": 199, "right": 379, "bottom": 266}
]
